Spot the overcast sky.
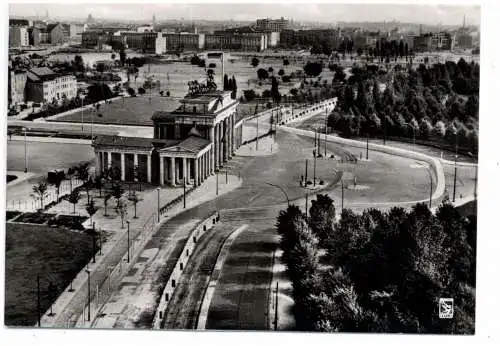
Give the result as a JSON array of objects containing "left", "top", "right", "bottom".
[{"left": 9, "top": 2, "right": 480, "bottom": 26}]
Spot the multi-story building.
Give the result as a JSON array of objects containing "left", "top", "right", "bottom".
[
  {"left": 8, "top": 69, "right": 27, "bottom": 106},
  {"left": 121, "top": 31, "right": 158, "bottom": 52},
  {"left": 414, "top": 32, "right": 452, "bottom": 52},
  {"left": 9, "top": 26, "right": 29, "bottom": 47},
  {"left": 166, "top": 32, "right": 205, "bottom": 51},
  {"left": 46, "top": 23, "right": 68, "bottom": 45},
  {"left": 92, "top": 78, "right": 243, "bottom": 186},
  {"left": 256, "top": 17, "right": 289, "bottom": 32},
  {"left": 28, "top": 27, "right": 41, "bottom": 46},
  {"left": 205, "top": 32, "right": 267, "bottom": 51},
  {"left": 82, "top": 30, "right": 105, "bottom": 47},
  {"left": 279, "top": 29, "right": 340, "bottom": 50},
  {"left": 9, "top": 19, "right": 31, "bottom": 27},
  {"left": 25, "top": 67, "right": 77, "bottom": 103},
  {"left": 454, "top": 32, "right": 473, "bottom": 49}
]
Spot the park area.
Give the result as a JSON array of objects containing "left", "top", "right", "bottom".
[
  {"left": 47, "top": 95, "right": 178, "bottom": 127},
  {"left": 4, "top": 223, "right": 95, "bottom": 326}
]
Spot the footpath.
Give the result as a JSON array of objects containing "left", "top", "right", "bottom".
[{"left": 39, "top": 172, "right": 241, "bottom": 328}]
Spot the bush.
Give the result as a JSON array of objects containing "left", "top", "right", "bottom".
[
  {"left": 190, "top": 55, "right": 201, "bottom": 65},
  {"left": 138, "top": 87, "right": 146, "bottom": 95},
  {"left": 282, "top": 75, "right": 291, "bottom": 83},
  {"left": 306, "top": 180, "right": 313, "bottom": 185},
  {"left": 243, "top": 89, "right": 257, "bottom": 102},
  {"left": 319, "top": 180, "right": 325, "bottom": 185},
  {"left": 208, "top": 63, "right": 216, "bottom": 68}
]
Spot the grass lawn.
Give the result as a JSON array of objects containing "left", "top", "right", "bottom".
[
  {"left": 48, "top": 95, "right": 179, "bottom": 127},
  {"left": 4, "top": 223, "right": 94, "bottom": 326}
]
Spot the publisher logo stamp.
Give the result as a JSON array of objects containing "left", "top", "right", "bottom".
[{"left": 439, "top": 298, "right": 454, "bottom": 319}]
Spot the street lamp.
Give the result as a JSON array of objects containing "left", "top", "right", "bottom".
[
  {"left": 23, "top": 127, "right": 29, "bottom": 173},
  {"left": 126, "top": 221, "right": 130, "bottom": 263},
  {"left": 85, "top": 269, "right": 91, "bottom": 322},
  {"left": 266, "top": 182, "right": 290, "bottom": 206},
  {"left": 79, "top": 93, "right": 85, "bottom": 133},
  {"left": 157, "top": 187, "right": 160, "bottom": 222},
  {"left": 409, "top": 124, "right": 416, "bottom": 149}
]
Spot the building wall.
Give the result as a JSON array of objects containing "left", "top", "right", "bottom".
[
  {"left": 9, "top": 26, "right": 29, "bottom": 47},
  {"left": 82, "top": 30, "right": 103, "bottom": 47},
  {"left": 8, "top": 70, "right": 27, "bottom": 105},
  {"left": 28, "top": 27, "right": 41, "bottom": 46},
  {"left": 50, "top": 24, "right": 67, "bottom": 44},
  {"left": 26, "top": 75, "right": 77, "bottom": 103}
]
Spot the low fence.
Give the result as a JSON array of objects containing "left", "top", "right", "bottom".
[
  {"left": 72, "top": 211, "right": 158, "bottom": 328},
  {"left": 6, "top": 178, "right": 84, "bottom": 213},
  {"left": 152, "top": 212, "right": 220, "bottom": 329}
]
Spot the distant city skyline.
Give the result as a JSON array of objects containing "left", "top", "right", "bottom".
[{"left": 9, "top": 3, "right": 480, "bottom": 26}]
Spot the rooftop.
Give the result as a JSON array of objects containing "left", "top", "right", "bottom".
[{"left": 92, "top": 135, "right": 178, "bottom": 150}]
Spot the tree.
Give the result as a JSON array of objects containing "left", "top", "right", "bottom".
[
  {"left": 309, "top": 194, "right": 336, "bottom": 241},
  {"left": 50, "top": 173, "right": 65, "bottom": 202},
  {"left": 138, "top": 87, "right": 146, "bottom": 95},
  {"left": 66, "top": 189, "right": 81, "bottom": 214},
  {"left": 271, "top": 76, "right": 280, "bottom": 103},
  {"left": 278, "top": 68, "right": 285, "bottom": 77},
  {"left": 243, "top": 89, "right": 257, "bottom": 102},
  {"left": 87, "top": 83, "right": 113, "bottom": 102},
  {"left": 231, "top": 75, "right": 237, "bottom": 99},
  {"left": 103, "top": 194, "right": 111, "bottom": 216},
  {"left": 31, "top": 181, "right": 49, "bottom": 210},
  {"left": 251, "top": 57, "right": 260, "bottom": 68},
  {"left": 111, "top": 53, "right": 116, "bottom": 60},
  {"left": 223, "top": 74, "right": 230, "bottom": 91},
  {"left": 257, "top": 68, "right": 269, "bottom": 80},
  {"left": 115, "top": 197, "right": 128, "bottom": 229},
  {"left": 190, "top": 55, "right": 201, "bottom": 65},
  {"left": 304, "top": 62, "right": 323, "bottom": 78},
  {"left": 268, "top": 67, "right": 274, "bottom": 76},
  {"left": 73, "top": 55, "right": 84, "bottom": 72},
  {"left": 127, "top": 87, "right": 136, "bottom": 96},
  {"left": 119, "top": 48, "right": 126, "bottom": 66},
  {"left": 283, "top": 58, "right": 290, "bottom": 67},
  {"left": 85, "top": 198, "right": 98, "bottom": 225},
  {"left": 112, "top": 183, "right": 125, "bottom": 208},
  {"left": 128, "top": 193, "right": 140, "bottom": 218}
]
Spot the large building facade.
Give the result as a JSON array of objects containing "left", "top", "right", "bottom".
[
  {"left": 25, "top": 67, "right": 77, "bottom": 103},
  {"left": 256, "top": 17, "right": 289, "bottom": 32},
  {"left": 9, "top": 26, "right": 29, "bottom": 47},
  {"left": 92, "top": 85, "right": 244, "bottom": 186}
]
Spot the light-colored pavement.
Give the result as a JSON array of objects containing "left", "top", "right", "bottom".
[{"left": 63, "top": 174, "right": 242, "bottom": 329}]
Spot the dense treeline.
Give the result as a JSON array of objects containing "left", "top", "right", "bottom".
[
  {"left": 329, "top": 58, "right": 479, "bottom": 153},
  {"left": 277, "top": 195, "right": 476, "bottom": 333}
]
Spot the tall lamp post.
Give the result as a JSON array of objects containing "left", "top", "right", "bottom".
[
  {"left": 126, "top": 221, "right": 130, "bottom": 263},
  {"left": 468, "top": 152, "right": 478, "bottom": 214},
  {"left": 157, "top": 187, "right": 160, "bottom": 222},
  {"left": 85, "top": 269, "right": 91, "bottom": 322},
  {"left": 23, "top": 127, "right": 29, "bottom": 173},
  {"left": 452, "top": 132, "right": 458, "bottom": 203},
  {"left": 79, "top": 93, "right": 85, "bottom": 133}
]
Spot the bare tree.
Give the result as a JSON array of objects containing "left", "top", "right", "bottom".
[
  {"left": 115, "top": 197, "right": 128, "bottom": 229},
  {"left": 31, "top": 181, "right": 49, "bottom": 210}
]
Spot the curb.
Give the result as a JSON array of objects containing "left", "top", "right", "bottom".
[
  {"left": 152, "top": 212, "right": 220, "bottom": 329},
  {"left": 281, "top": 126, "right": 446, "bottom": 204}
]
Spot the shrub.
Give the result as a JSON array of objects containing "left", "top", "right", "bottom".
[{"left": 319, "top": 180, "right": 325, "bottom": 185}]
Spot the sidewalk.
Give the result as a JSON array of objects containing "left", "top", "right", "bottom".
[
  {"left": 79, "top": 174, "right": 241, "bottom": 328},
  {"left": 40, "top": 173, "right": 242, "bottom": 328}
]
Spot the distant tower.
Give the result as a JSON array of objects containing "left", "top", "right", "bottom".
[
  {"left": 419, "top": 24, "right": 422, "bottom": 36},
  {"left": 45, "top": 9, "right": 49, "bottom": 19},
  {"left": 152, "top": 14, "right": 157, "bottom": 29},
  {"left": 463, "top": 14, "right": 466, "bottom": 28}
]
